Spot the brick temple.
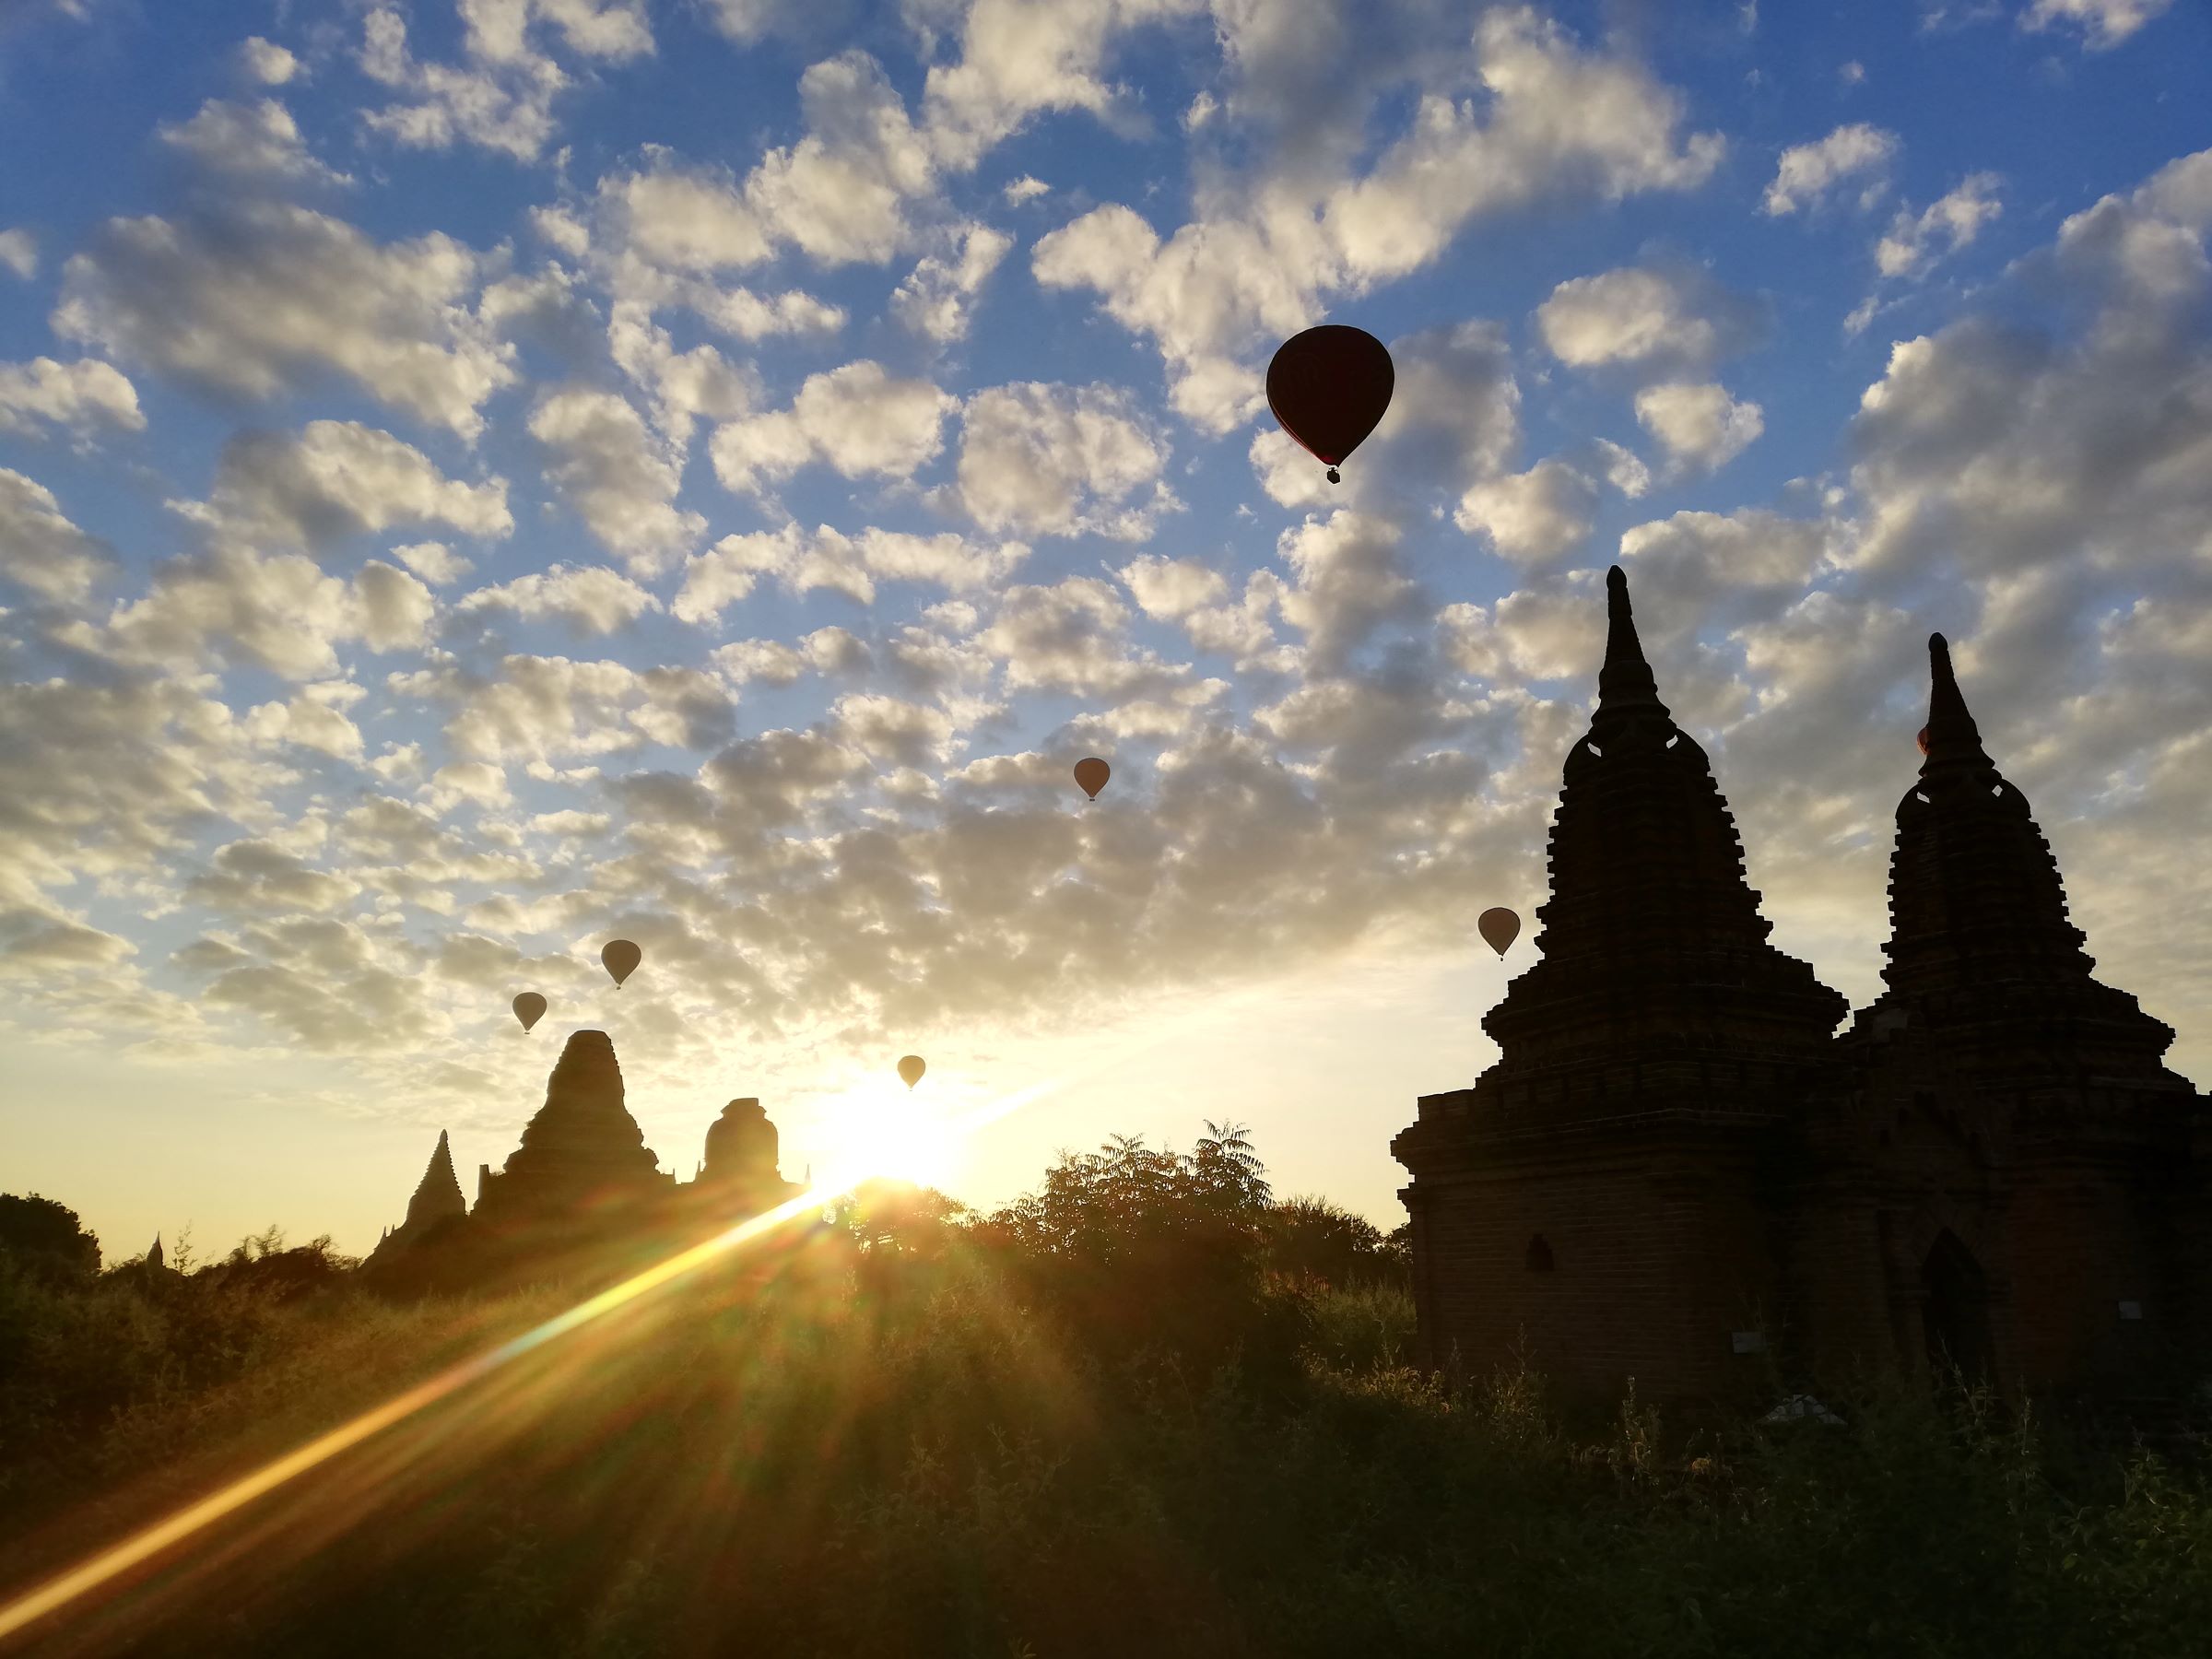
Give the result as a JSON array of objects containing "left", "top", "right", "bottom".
[{"left": 1394, "top": 567, "right": 2207, "bottom": 1407}]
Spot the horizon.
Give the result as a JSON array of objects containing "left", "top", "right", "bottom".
[{"left": 4, "top": 0, "right": 2210, "bottom": 1263}]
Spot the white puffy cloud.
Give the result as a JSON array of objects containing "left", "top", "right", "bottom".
[
  {"left": 1002, "top": 175, "right": 1049, "bottom": 204},
  {"left": 2022, "top": 0, "right": 2171, "bottom": 48},
  {"left": 157, "top": 98, "right": 346, "bottom": 183},
  {"left": 0, "top": 229, "right": 34, "bottom": 279},
  {"left": 1875, "top": 173, "right": 2003, "bottom": 279},
  {"left": 1273, "top": 510, "right": 1420, "bottom": 673},
  {"left": 411, "top": 653, "right": 731, "bottom": 763},
  {"left": 460, "top": 563, "right": 661, "bottom": 634},
  {"left": 746, "top": 52, "right": 937, "bottom": 264},
  {"left": 1036, "top": 10, "right": 1721, "bottom": 432},
  {"left": 0, "top": 468, "right": 113, "bottom": 604},
  {"left": 243, "top": 681, "right": 369, "bottom": 760},
  {"left": 1535, "top": 263, "right": 1763, "bottom": 379},
  {"left": 176, "top": 420, "right": 512, "bottom": 551},
  {"left": 675, "top": 523, "right": 1029, "bottom": 618},
  {"left": 955, "top": 382, "right": 1172, "bottom": 538},
  {"left": 0, "top": 357, "right": 144, "bottom": 438},
  {"left": 1118, "top": 554, "right": 1228, "bottom": 619},
  {"left": 710, "top": 360, "right": 952, "bottom": 496},
  {"left": 392, "top": 541, "right": 474, "bottom": 586},
  {"left": 1762, "top": 123, "right": 1899, "bottom": 215},
  {"left": 892, "top": 220, "right": 1013, "bottom": 343},
  {"left": 53, "top": 204, "right": 515, "bottom": 439},
  {"left": 1633, "top": 382, "right": 1766, "bottom": 473},
  {"left": 979, "top": 575, "right": 1187, "bottom": 698},
  {"left": 1453, "top": 459, "right": 1597, "bottom": 567},
  {"left": 359, "top": 0, "right": 653, "bottom": 162},
  {"left": 528, "top": 388, "right": 702, "bottom": 570},
  {"left": 238, "top": 36, "right": 299, "bottom": 85},
  {"left": 95, "top": 546, "right": 434, "bottom": 678},
  {"left": 606, "top": 302, "right": 753, "bottom": 445}
]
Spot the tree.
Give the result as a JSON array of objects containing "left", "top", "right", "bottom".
[{"left": 0, "top": 1193, "right": 100, "bottom": 1278}]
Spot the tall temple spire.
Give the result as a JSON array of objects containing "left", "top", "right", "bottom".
[
  {"left": 474, "top": 1030, "right": 668, "bottom": 1226},
  {"left": 1467, "top": 562, "right": 1844, "bottom": 1110},
  {"left": 1920, "top": 633, "right": 1987, "bottom": 771},
  {"left": 147, "top": 1233, "right": 164, "bottom": 1271},
  {"left": 1594, "top": 565, "right": 1666, "bottom": 721},
  {"left": 403, "top": 1129, "right": 467, "bottom": 1230}
]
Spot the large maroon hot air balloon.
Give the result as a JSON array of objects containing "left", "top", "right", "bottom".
[
  {"left": 1073, "top": 757, "right": 1111, "bottom": 801},
  {"left": 1477, "top": 907, "right": 1521, "bottom": 959},
  {"left": 512, "top": 992, "right": 547, "bottom": 1032},
  {"left": 1266, "top": 324, "right": 1394, "bottom": 484},
  {"left": 602, "top": 939, "right": 641, "bottom": 988}
]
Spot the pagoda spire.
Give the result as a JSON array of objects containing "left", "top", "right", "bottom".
[
  {"left": 403, "top": 1129, "right": 467, "bottom": 1230},
  {"left": 1921, "top": 633, "right": 1988, "bottom": 771},
  {"left": 1594, "top": 565, "right": 1666, "bottom": 723}
]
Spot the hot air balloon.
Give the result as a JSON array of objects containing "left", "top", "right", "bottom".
[
  {"left": 1916, "top": 724, "right": 1930, "bottom": 757},
  {"left": 1477, "top": 907, "right": 1521, "bottom": 959},
  {"left": 1074, "top": 757, "right": 1111, "bottom": 801},
  {"left": 897, "top": 1054, "right": 926, "bottom": 1090},
  {"left": 602, "top": 939, "right": 641, "bottom": 989},
  {"left": 512, "top": 992, "right": 547, "bottom": 1033},
  {"left": 1266, "top": 324, "right": 1394, "bottom": 484}
]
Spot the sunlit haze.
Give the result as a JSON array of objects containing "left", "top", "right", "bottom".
[{"left": 1, "top": 0, "right": 2207, "bottom": 1262}]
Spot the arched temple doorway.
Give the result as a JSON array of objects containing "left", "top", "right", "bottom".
[{"left": 1920, "top": 1229, "right": 1994, "bottom": 1385}]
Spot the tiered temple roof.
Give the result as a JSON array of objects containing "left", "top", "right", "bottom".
[
  {"left": 403, "top": 1129, "right": 467, "bottom": 1230},
  {"left": 1850, "top": 634, "right": 2194, "bottom": 1108},
  {"left": 475, "top": 1029, "right": 668, "bottom": 1223},
  {"left": 1437, "top": 565, "right": 1844, "bottom": 1131}
]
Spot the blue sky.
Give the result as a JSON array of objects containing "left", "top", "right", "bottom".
[{"left": 1, "top": 0, "right": 2207, "bottom": 1261}]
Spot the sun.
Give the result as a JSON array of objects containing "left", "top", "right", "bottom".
[{"left": 811, "top": 1077, "right": 960, "bottom": 1192}]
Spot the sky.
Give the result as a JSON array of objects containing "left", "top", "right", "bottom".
[{"left": 1, "top": 0, "right": 2208, "bottom": 1264}]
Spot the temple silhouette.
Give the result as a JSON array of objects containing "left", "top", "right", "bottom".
[
  {"left": 1394, "top": 567, "right": 2207, "bottom": 1407},
  {"left": 364, "top": 1030, "right": 804, "bottom": 1290}
]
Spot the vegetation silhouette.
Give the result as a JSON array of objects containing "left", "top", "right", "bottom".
[{"left": 4, "top": 1121, "right": 2210, "bottom": 1657}]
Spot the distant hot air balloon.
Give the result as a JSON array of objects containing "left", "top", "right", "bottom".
[
  {"left": 602, "top": 939, "right": 641, "bottom": 989},
  {"left": 897, "top": 1054, "right": 926, "bottom": 1090},
  {"left": 1916, "top": 724, "right": 1930, "bottom": 757},
  {"left": 1266, "top": 324, "right": 1394, "bottom": 484},
  {"left": 512, "top": 992, "right": 547, "bottom": 1032},
  {"left": 1477, "top": 907, "right": 1521, "bottom": 959},
  {"left": 1074, "top": 757, "right": 1111, "bottom": 801}
]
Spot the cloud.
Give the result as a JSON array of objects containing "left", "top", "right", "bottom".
[
  {"left": 528, "top": 388, "right": 703, "bottom": 571},
  {"left": 892, "top": 221, "right": 1013, "bottom": 343},
  {"left": 1875, "top": 173, "right": 2003, "bottom": 279},
  {"left": 406, "top": 653, "right": 731, "bottom": 764},
  {"left": 359, "top": 0, "right": 653, "bottom": 162},
  {"left": 978, "top": 575, "right": 1188, "bottom": 697},
  {"left": 1535, "top": 262, "right": 1765, "bottom": 380},
  {"left": 1453, "top": 459, "right": 1598, "bottom": 567},
  {"left": 459, "top": 563, "right": 661, "bottom": 634},
  {"left": 0, "top": 468, "right": 114, "bottom": 604},
  {"left": 176, "top": 420, "right": 512, "bottom": 551},
  {"left": 1633, "top": 382, "right": 1765, "bottom": 473},
  {"left": 2021, "top": 0, "right": 2171, "bottom": 49},
  {"left": 710, "top": 360, "right": 952, "bottom": 496},
  {"left": 0, "top": 357, "right": 144, "bottom": 438},
  {"left": 1035, "top": 10, "right": 1722, "bottom": 432},
  {"left": 745, "top": 51, "right": 937, "bottom": 264},
  {"left": 1273, "top": 510, "right": 1420, "bottom": 673},
  {"left": 95, "top": 546, "right": 433, "bottom": 678},
  {"left": 0, "top": 229, "right": 34, "bottom": 279},
  {"left": 242, "top": 680, "right": 369, "bottom": 760},
  {"left": 1003, "top": 175, "right": 1050, "bottom": 204},
  {"left": 53, "top": 204, "right": 515, "bottom": 439},
  {"left": 157, "top": 98, "right": 347, "bottom": 183},
  {"left": 1118, "top": 554, "right": 1229, "bottom": 619},
  {"left": 675, "top": 523, "right": 1029, "bottom": 618},
  {"left": 955, "top": 382, "right": 1173, "bottom": 538},
  {"left": 1762, "top": 123, "right": 1899, "bottom": 215},
  {"left": 238, "top": 36, "right": 299, "bottom": 85}
]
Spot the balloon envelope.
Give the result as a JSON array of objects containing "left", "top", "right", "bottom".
[
  {"left": 1916, "top": 724, "right": 1930, "bottom": 757},
  {"left": 512, "top": 992, "right": 547, "bottom": 1032},
  {"left": 1074, "top": 757, "right": 1111, "bottom": 800},
  {"left": 1266, "top": 325, "right": 1394, "bottom": 473},
  {"left": 897, "top": 1054, "right": 926, "bottom": 1090},
  {"left": 1477, "top": 907, "right": 1521, "bottom": 959},
  {"left": 602, "top": 939, "right": 641, "bottom": 988}
]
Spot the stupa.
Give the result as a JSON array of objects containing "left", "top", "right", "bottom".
[{"left": 472, "top": 1030, "right": 672, "bottom": 1227}]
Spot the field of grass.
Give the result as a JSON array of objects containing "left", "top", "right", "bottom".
[{"left": 3, "top": 1147, "right": 2208, "bottom": 1657}]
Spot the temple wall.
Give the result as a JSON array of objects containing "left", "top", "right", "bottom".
[{"left": 1413, "top": 1133, "right": 1783, "bottom": 1408}]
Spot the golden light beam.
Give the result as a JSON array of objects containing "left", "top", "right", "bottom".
[{"left": 0, "top": 1084, "right": 1072, "bottom": 1646}]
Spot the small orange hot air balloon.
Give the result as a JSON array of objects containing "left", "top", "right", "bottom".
[
  {"left": 1266, "top": 324, "right": 1394, "bottom": 484},
  {"left": 1074, "top": 757, "right": 1110, "bottom": 801},
  {"left": 897, "top": 1054, "right": 926, "bottom": 1090},
  {"left": 512, "top": 992, "right": 547, "bottom": 1032},
  {"left": 1477, "top": 907, "right": 1521, "bottom": 959},
  {"left": 602, "top": 939, "right": 641, "bottom": 988},
  {"left": 1916, "top": 724, "right": 1930, "bottom": 757}
]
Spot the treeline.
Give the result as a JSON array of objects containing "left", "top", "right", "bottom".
[{"left": 2, "top": 1133, "right": 2208, "bottom": 1657}]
